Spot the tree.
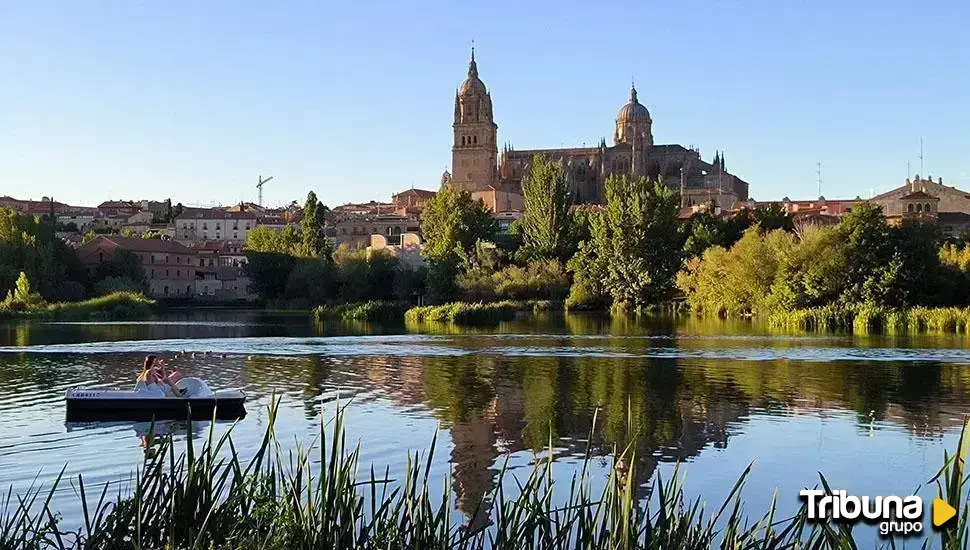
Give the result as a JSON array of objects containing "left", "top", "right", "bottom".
[
  {"left": 518, "top": 155, "right": 573, "bottom": 261},
  {"left": 420, "top": 186, "right": 496, "bottom": 263},
  {"left": 753, "top": 204, "right": 795, "bottom": 233},
  {"left": 568, "top": 176, "right": 681, "bottom": 311},
  {"left": 837, "top": 202, "right": 893, "bottom": 304},
  {"left": 13, "top": 271, "right": 30, "bottom": 302},
  {"left": 246, "top": 225, "right": 299, "bottom": 255},
  {"left": 300, "top": 191, "right": 327, "bottom": 258}
]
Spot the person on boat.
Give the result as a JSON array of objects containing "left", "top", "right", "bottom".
[{"left": 135, "top": 355, "right": 182, "bottom": 397}]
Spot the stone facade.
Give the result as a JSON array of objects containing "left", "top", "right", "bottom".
[{"left": 445, "top": 51, "right": 749, "bottom": 209}]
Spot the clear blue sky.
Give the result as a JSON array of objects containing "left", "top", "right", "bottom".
[{"left": 2, "top": 1, "right": 968, "bottom": 208}]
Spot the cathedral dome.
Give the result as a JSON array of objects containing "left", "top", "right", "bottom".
[
  {"left": 459, "top": 49, "right": 487, "bottom": 96},
  {"left": 616, "top": 85, "right": 650, "bottom": 121}
]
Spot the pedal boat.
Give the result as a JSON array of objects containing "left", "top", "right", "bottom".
[{"left": 65, "top": 378, "right": 246, "bottom": 421}]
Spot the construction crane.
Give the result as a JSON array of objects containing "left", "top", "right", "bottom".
[{"left": 256, "top": 175, "right": 274, "bottom": 207}]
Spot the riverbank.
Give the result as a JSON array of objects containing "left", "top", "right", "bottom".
[
  {"left": 767, "top": 304, "right": 970, "bottom": 334},
  {"left": 313, "top": 300, "right": 563, "bottom": 326},
  {"left": 0, "top": 291, "right": 155, "bottom": 321},
  {"left": 3, "top": 401, "right": 967, "bottom": 549}
]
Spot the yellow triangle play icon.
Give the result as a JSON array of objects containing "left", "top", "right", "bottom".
[{"left": 933, "top": 498, "right": 957, "bottom": 527}]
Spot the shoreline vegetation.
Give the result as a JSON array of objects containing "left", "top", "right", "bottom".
[
  {"left": 0, "top": 287, "right": 154, "bottom": 321},
  {"left": 3, "top": 400, "right": 969, "bottom": 549}
]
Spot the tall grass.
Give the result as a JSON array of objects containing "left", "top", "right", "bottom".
[
  {"left": 767, "top": 304, "right": 970, "bottom": 334},
  {"left": 4, "top": 401, "right": 970, "bottom": 548},
  {"left": 314, "top": 301, "right": 409, "bottom": 322},
  {"left": 405, "top": 300, "right": 562, "bottom": 326}
]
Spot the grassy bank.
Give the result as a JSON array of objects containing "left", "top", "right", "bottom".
[
  {"left": 313, "top": 301, "right": 409, "bottom": 322},
  {"left": 0, "top": 291, "right": 155, "bottom": 321},
  {"left": 405, "top": 300, "right": 562, "bottom": 326},
  {"left": 767, "top": 304, "right": 970, "bottom": 334},
  {"left": 3, "top": 401, "right": 970, "bottom": 549}
]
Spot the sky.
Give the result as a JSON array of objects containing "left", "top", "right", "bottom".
[{"left": 1, "top": 0, "right": 968, "bottom": 208}]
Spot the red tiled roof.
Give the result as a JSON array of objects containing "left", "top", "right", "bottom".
[
  {"left": 100, "top": 235, "right": 194, "bottom": 254},
  {"left": 393, "top": 188, "right": 437, "bottom": 199}
]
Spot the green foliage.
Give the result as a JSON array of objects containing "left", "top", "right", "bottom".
[
  {"left": 314, "top": 301, "right": 408, "bottom": 322},
  {"left": 284, "top": 258, "right": 337, "bottom": 306},
  {"left": 419, "top": 186, "right": 495, "bottom": 263},
  {"left": 0, "top": 207, "right": 87, "bottom": 301},
  {"left": 334, "top": 245, "right": 399, "bottom": 303},
  {"left": 94, "top": 249, "right": 145, "bottom": 288},
  {"left": 81, "top": 230, "right": 98, "bottom": 244},
  {"left": 92, "top": 276, "right": 143, "bottom": 296},
  {"left": 246, "top": 225, "right": 300, "bottom": 255},
  {"left": 300, "top": 191, "right": 333, "bottom": 259},
  {"left": 680, "top": 203, "right": 956, "bottom": 318},
  {"left": 518, "top": 155, "right": 573, "bottom": 261},
  {"left": 245, "top": 251, "right": 298, "bottom": 301},
  {"left": 0, "top": 291, "right": 153, "bottom": 320},
  {"left": 677, "top": 229, "right": 794, "bottom": 316},
  {"left": 14, "top": 271, "right": 31, "bottom": 302},
  {"left": 568, "top": 175, "right": 682, "bottom": 312},
  {"left": 457, "top": 259, "right": 570, "bottom": 302},
  {"left": 752, "top": 203, "right": 795, "bottom": 232}
]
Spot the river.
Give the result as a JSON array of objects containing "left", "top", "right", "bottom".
[{"left": 2, "top": 309, "right": 969, "bottom": 545}]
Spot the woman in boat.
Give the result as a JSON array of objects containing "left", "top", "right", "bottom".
[{"left": 136, "top": 355, "right": 181, "bottom": 397}]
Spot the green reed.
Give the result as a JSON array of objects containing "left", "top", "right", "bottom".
[
  {"left": 314, "top": 301, "right": 409, "bottom": 322},
  {"left": 4, "top": 401, "right": 970, "bottom": 549},
  {"left": 404, "top": 300, "right": 561, "bottom": 326},
  {"left": 767, "top": 304, "right": 970, "bottom": 335}
]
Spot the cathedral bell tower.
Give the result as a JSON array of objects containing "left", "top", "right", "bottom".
[{"left": 450, "top": 48, "right": 498, "bottom": 193}]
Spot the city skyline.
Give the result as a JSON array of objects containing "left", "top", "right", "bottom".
[{"left": 2, "top": 1, "right": 968, "bottom": 208}]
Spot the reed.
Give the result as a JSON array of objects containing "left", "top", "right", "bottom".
[
  {"left": 3, "top": 402, "right": 969, "bottom": 549},
  {"left": 313, "top": 301, "right": 409, "bottom": 322},
  {"left": 404, "top": 300, "right": 562, "bottom": 326},
  {"left": 767, "top": 303, "right": 970, "bottom": 335}
]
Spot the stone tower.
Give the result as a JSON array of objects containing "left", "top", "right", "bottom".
[
  {"left": 451, "top": 48, "right": 498, "bottom": 192},
  {"left": 614, "top": 85, "right": 654, "bottom": 177}
]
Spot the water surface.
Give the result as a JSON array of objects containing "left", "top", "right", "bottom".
[{"left": 1, "top": 310, "right": 969, "bottom": 545}]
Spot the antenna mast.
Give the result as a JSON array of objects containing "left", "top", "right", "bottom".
[
  {"left": 919, "top": 137, "right": 924, "bottom": 177},
  {"left": 816, "top": 162, "right": 822, "bottom": 198},
  {"left": 256, "top": 175, "right": 274, "bottom": 207}
]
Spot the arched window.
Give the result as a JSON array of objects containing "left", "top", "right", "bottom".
[
  {"left": 926, "top": 203, "right": 932, "bottom": 212},
  {"left": 916, "top": 203, "right": 923, "bottom": 213},
  {"left": 908, "top": 204, "right": 914, "bottom": 213},
  {"left": 473, "top": 135, "right": 478, "bottom": 144},
  {"left": 461, "top": 136, "right": 466, "bottom": 146}
]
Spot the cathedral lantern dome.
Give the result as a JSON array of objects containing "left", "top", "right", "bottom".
[
  {"left": 616, "top": 85, "right": 651, "bottom": 122},
  {"left": 459, "top": 49, "right": 487, "bottom": 96}
]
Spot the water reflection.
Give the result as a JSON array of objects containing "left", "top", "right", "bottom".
[{"left": 3, "top": 311, "right": 970, "bottom": 531}]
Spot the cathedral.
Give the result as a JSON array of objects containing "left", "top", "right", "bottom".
[{"left": 444, "top": 50, "right": 750, "bottom": 209}]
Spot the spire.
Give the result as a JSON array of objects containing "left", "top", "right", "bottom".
[
  {"left": 630, "top": 82, "right": 638, "bottom": 104},
  {"left": 468, "top": 43, "right": 478, "bottom": 78}
]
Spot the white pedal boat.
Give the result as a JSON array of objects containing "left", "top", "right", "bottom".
[{"left": 66, "top": 377, "right": 246, "bottom": 421}]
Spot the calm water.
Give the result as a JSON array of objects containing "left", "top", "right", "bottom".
[{"left": 2, "top": 310, "right": 970, "bottom": 545}]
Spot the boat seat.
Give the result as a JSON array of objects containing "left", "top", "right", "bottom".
[{"left": 173, "top": 377, "right": 214, "bottom": 398}]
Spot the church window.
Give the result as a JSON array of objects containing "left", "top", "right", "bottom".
[
  {"left": 908, "top": 204, "right": 914, "bottom": 213},
  {"left": 461, "top": 136, "right": 465, "bottom": 146},
  {"left": 916, "top": 203, "right": 923, "bottom": 213},
  {"left": 473, "top": 135, "right": 478, "bottom": 145},
  {"left": 925, "top": 203, "right": 932, "bottom": 212}
]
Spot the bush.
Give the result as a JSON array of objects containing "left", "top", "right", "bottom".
[
  {"left": 93, "top": 276, "right": 143, "bottom": 296},
  {"left": 456, "top": 260, "right": 570, "bottom": 303}
]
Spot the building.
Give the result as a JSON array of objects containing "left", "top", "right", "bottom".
[
  {"left": 330, "top": 213, "right": 421, "bottom": 248},
  {"left": 76, "top": 235, "right": 198, "bottom": 298},
  {"left": 368, "top": 233, "right": 424, "bottom": 268},
  {"left": 392, "top": 188, "right": 437, "bottom": 213},
  {"left": 471, "top": 186, "right": 523, "bottom": 213},
  {"left": 445, "top": 50, "right": 750, "bottom": 209},
  {"left": 174, "top": 210, "right": 259, "bottom": 243}
]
